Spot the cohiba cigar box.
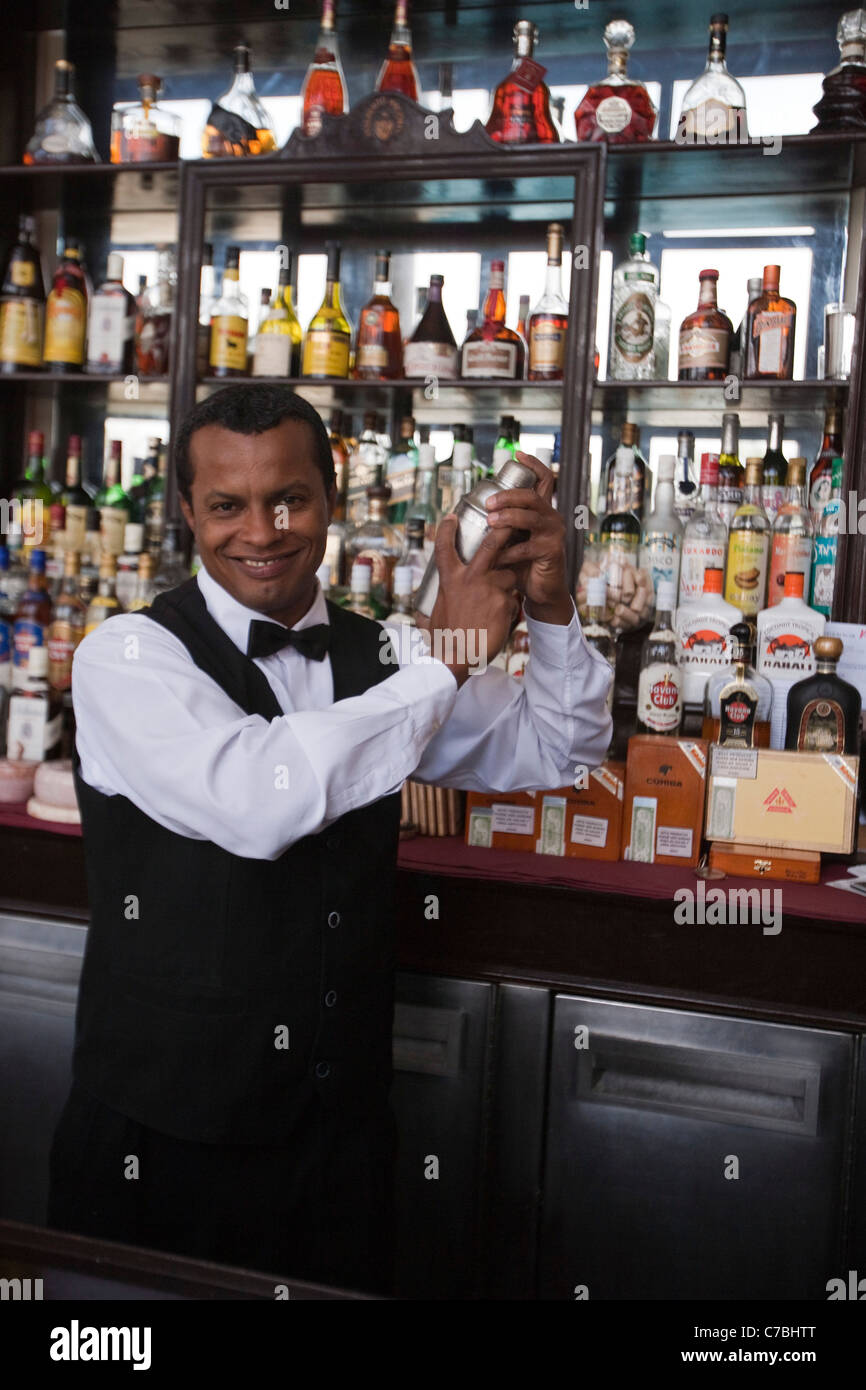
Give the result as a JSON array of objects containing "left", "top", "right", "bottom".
[
  {"left": 564, "top": 763, "right": 625, "bottom": 861},
  {"left": 705, "top": 747, "right": 859, "bottom": 855},
  {"left": 465, "top": 790, "right": 538, "bottom": 851},
  {"left": 708, "top": 841, "right": 822, "bottom": 883},
  {"left": 621, "top": 736, "right": 709, "bottom": 867}
]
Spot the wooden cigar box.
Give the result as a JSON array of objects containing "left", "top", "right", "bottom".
[
  {"left": 708, "top": 841, "right": 821, "bottom": 883},
  {"left": 621, "top": 736, "right": 709, "bottom": 868},
  {"left": 706, "top": 747, "right": 859, "bottom": 854},
  {"left": 465, "top": 790, "right": 539, "bottom": 851},
  {"left": 564, "top": 762, "right": 625, "bottom": 862}
]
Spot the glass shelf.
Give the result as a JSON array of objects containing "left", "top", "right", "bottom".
[
  {"left": 195, "top": 375, "right": 564, "bottom": 422},
  {"left": 592, "top": 378, "right": 848, "bottom": 427}
]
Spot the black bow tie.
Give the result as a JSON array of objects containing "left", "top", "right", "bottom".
[{"left": 246, "top": 620, "right": 331, "bottom": 662}]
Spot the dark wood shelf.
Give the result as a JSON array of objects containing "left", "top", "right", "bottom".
[{"left": 0, "top": 372, "right": 169, "bottom": 384}]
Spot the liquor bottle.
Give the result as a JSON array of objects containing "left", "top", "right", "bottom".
[
  {"left": 409, "top": 443, "right": 440, "bottom": 541},
  {"left": 527, "top": 224, "right": 569, "bottom": 381},
  {"left": 599, "top": 446, "right": 642, "bottom": 629},
  {"left": 677, "top": 269, "right": 732, "bottom": 381},
  {"left": 330, "top": 408, "right": 350, "bottom": 502},
  {"left": 202, "top": 45, "right": 276, "bottom": 157},
  {"left": 603, "top": 422, "right": 648, "bottom": 519},
  {"left": 354, "top": 251, "right": 403, "bottom": 380},
  {"left": 111, "top": 74, "right": 181, "bottom": 162},
  {"left": 574, "top": 19, "right": 657, "bottom": 143},
  {"left": 13, "top": 431, "right": 54, "bottom": 551},
  {"left": 761, "top": 412, "right": 788, "bottom": 522},
  {"left": 6, "top": 646, "right": 62, "bottom": 761},
  {"left": 673, "top": 430, "right": 697, "bottom": 523},
  {"left": 249, "top": 287, "right": 271, "bottom": 368},
  {"left": 403, "top": 274, "right": 458, "bottom": 380},
  {"left": 12, "top": 547, "right": 53, "bottom": 685},
  {"left": 61, "top": 436, "right": 90, "bottom": 553},
  {"left": 86, "top": 252, "right": 136, "bottom": 374},
  {"left": 641, "top": 455, "right": 683, "bottom": 602},
  {"left": 485, "top": 20, "right": 558, "bottom": 145},
  {"left": 396, "top": 517, "right": 429, "bottom": 597},
  {"left": 115, "top": 523, "right": 145, "bottom": 608},
  {"left": 144, "top": 444, "right": 168, "bottom": 557},
  {"left": 80, "top": 510, "right": 102, "bottom": 590},
  {"left": 494, "top": 416, "right": 517, "bottom": 460},
  {"left": 678, "top": 454, "right": 728, "bottom": 604},
  {"left": 785, "top": 637, "right": 861, "bottom": 754},
  {"left": 812, "top": 9, "right": 866, "bottom": 133},
  {"left": 461, "top": 260, "right": 524, "bottom": 379},
  {"left": 725, "top": 460, "right": 770, "bottom": 616},
  {"left": 135, "top": 246, "right": 175, "bottom": 376},
  {"left": 345, "top": 485, "right": 403, "bottom": 612},
  {"left": 767, "top": 458, "right": 813, "bottom": 607},
  {"left": 386, "top": 567, "right": 417, "bottom": 624},
  {"left": 758, "top": 570, "right": 824, "bottom": 689},
  {"left": 252, "top": 268, "right": 302, "bottom": 377},
  {"left": 744, "top": 265, "right": 796, "bottom": 380},
  {"left": 704, "top": 622, "right": 772, "bottom": 748},
  {"left": 636, "top": 583, "right": 682, "bottom": 735},
  {"left": 46, "top": 551, "right": 86, "bottom": 692},
  {"left": 810, "top": 455, "right": 843, "bottom": 616},
  {"left": 516, "top": 295, "right": 530, "bottom": 359},
  {"left": 653, "top": 298, "right": 672, "bottom": 379},
  {"left": 85, "top": 555, "right": 122, "bottom": 634},
  {"left": 95, "top": 441, "right": 131, "bottom": 557},
  {"left": 195, "top": 243, "right": 215, "bottom": 378},
  {"left": 344, "top": 412, "right": 386, "bottom": 523},
  {"left": 449, "top": 439, "right": 475, "bottom": 512},
  {"left": 126, "top": 552, "right": 157, "bottom": 612},
  {"left": 717, "top": 412, "right": 744, "bottom": 531},
  {"left": 43, "top": 242, "right": 88, "bottom": 372},
  {"left": 302, "top": 242, "right": 352, "bottom": 379},
  {"left": 302, "top": 0, "right": 349, "bottom": 136},
  {"left": 608, "top": 233, "right": 658, "bottom": 381},
  {"left": 23, "top": 60, "right": 99, "bottom": 165},
  {"left": 730, "top": 275, "right": 762, "bottom": 378},
  {"left": 344, "top": 558, "right": 377, "bottom": 619},
  {"left": 209, "top": 246, "right": 248, "bottom": 378},
  {"left": 0, "top": 215, "right": 46, "bottom": 373},
  {"left": 808, "top": 406, "right": 844, "bottom": 524},
  {"left": 385, "top": 416, "right": 418, "bottom": 523},
  {"left": 323, "top": 435, "right": 349, "bottom": 591},
  {"left": 127, "top": 437, "right": 158, "bottom": 525},
  {"left": 583, "top": 577, "right": 616, "bottom": 715},
  {"left": 676, "top": 13, "right": 748, "bottom": 144},
  {"left": 376, "top": 0, "right": 420, "bottom": 101},
  {"left": 675, "top": 566, "right": 741, "bottom": 706},
  {"left": 152, "top": 521, "right": 190, "bottom": 594}
]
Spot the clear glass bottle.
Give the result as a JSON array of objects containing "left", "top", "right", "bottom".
[
  {"left": 812, "top": 9, "right": 866, "bottom": 133},
  {"left": 376, "top": 0, "right": 420, "bottom": 101},
  {"left": 704, "top": 621, "right": 772, "bottom": 748},
  {"left": 86, "top": 252, "right": 136, "bottom": 374},
  {"left": 461, "top": 260, "right": 525, "bottom": 379},
  {"left": 386, "top": 566, "right": 417, "bottom": 624},
  {"left": 810, "top": 455, "right": 843, "bottom": 616},
  {"left": 582, "top": 576, "right": 616, "bottom": 715},
  {"left": 717, "top": 410, "right": 744, "bottom": 531},
  {"left": 678, "top": 453, "right": 727, "bottom": 604},
  {"left": 209, "top": 245, "right": 249, "bottom": 378},
  {"left": 111, "top": 74, "right": 181, "bottom": 162},
  {"left": 302, "top": 242, "right": 352, "bottom": 379},
  {"left": 485, "top": 20, "right": 558, "bottom": 145},
  {"left": 673, "top": 430, "right": 697, "bottom": 523},
  {"left": 677, "top": 268, "right": 732, "bottom": 381},
  {"left": 0, "top": 214, "right": 46, "bottom": 373},
  {"left": 608, "top": 232, "right": 658, "bottom": 381},
  {"left": 676, "top": 13, "right": 748, "bottom": 144},
  {"left": 730, "top": 275, "right": 762, "bottom": 378},
  {"left": 725, "top": 459, "right": 770, "bottom": 616},
  {"left": 636, "top": 582, "right": 682, "bottom": 735},
  {"left": 135, "top": 246, "right": 175, "bottom": 377},
  {"left": 653, "top": 298, "right": 672, "bottom": 379},
  {"left": 302, "top": 0, "right": 349, "bottom": 136},
  {"left": 23, "top": 60, "right": 99, "bottom": 165},
  {"left": 347, "top": 412, "right": 387, "bottom": 523},
  {"left": 354, "top": 250, "right": 403, "bottom": 380},
  {"left": 152, "top": 521, "right": 190, "bottom": 594},
  {"left": 767, "top": 456, "right": 813, "bottom": 607},
  {"left": 202, "top": 45, "right": 276, "bottom": 157},
  {"left": 85, "top": 555, "right": 122, "bottom": 634},
  {"left": 527, "top": 223, "right": 569, "bottom": 381},
  {"left": 640, "top": 455, "right": 683, "bottom": 604},
  {"left": 574, "top": 19, "right": 657, "bottom": 143},
  {"left": 396, "top": 518, "right": 429, "bottom": 597},
  {"left": 385, "top": 416, "right": 418, "bottom": 524},
  {"left": 600, "top": 445, "right": 644, "bottom": 633},
  {"left": 404, "top": 274, "right": 458, "bottom": 379},
  {"left": 410, "top": 443, "right": 440, "bottom": 542},
  {"left": 602, "top": 421, "right": 648, "bottom": 519}
]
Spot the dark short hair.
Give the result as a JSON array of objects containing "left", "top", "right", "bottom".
[{"left": 173, "top": 384, "right": 336, "bottom": 502}]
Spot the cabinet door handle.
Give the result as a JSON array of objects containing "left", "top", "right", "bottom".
[{"left": 392, "top": 1003, "right": 466, "bottom": 1076}]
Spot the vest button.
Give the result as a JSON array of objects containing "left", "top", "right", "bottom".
[
  {"left": 325, "top": 834, "right": 341, "bottom": 852},
  {"left": 315, "top": 1061, "right": 330, "bottom": 1079},
  {"left": 324, "top": 990, "right": 337, "bottom": 1007},
  {"left": 328, "top": 911, "right": 340, "bottom": 928}
]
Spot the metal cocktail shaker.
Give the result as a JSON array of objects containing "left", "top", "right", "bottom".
[{"left": 414, "top": 456, "right": 538, "bottom": 617}]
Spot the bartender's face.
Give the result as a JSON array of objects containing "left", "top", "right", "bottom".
[{"left": 180, "top": 418, "right": 335, "bottom": 627}]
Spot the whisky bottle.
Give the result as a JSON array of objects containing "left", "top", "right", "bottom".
[
  {"left": 808, "top": 405, "right": 844, "bottom": 524},
  {"left": 94, "top": 441, "right": 131, "bottom": 557},
  {"left": 43, "top": 241, "right": 88, "bottom": 372},
  {"left": 636, "top": 583, "right": 682, "bottom": 735},
  {"left": 676, "top": 13, "right": 748, "bottom": 145},
  {"left": 761, "top": 412, "right": 788, "bottom": 522},
  {"left": 485, "top": 20, "right": 558, "bottom": 145},
  {"left": 725, "top": 458, "right": 770, "bottom": 616},
  {"left": 111, "top": 74, "right": 181, "bottom": 162},
  {"left": 812, "top": 9, "right": 866, "bottom": 133},
  {"left": 47, "top": 551, "right": 85, "bottom": 692},
  {"left": 6, "top": 646, "right": 62, "bottom": 761},
  {"left": 767, "top": 457, "right": 812, "bottom": 606},
  {"left": 527, "top": 224, "right": 569, "bottom": 381},
  {"left": 574, "top": 19, "right": 657, "bottom": 143},
  {"left": 608, "top": 233, "right": 658, "bottom": 381},
  {"left": 744, "top": 265, "right": 796, "bottom": 380},
  {"left": 209, "top": 246, "right": 249, "bottom": 378},
  {"left": 202, "top": 46, "right": 276, "bottom": 157},
  {"left": 404, "top": 274, "right": 458, "bottom": 380},
  {"left": 376, "top": 0, "right": 420, "bottom": 102},
  {"left": 86, "top": 252, "right": 136, "bottom": 374},
  {"left": 704, "top": 622, "right": 772, "bottom": 748},
  {"left": 354, "top": 251, "right": 403, "bottom": 380},
  {"left": 85, "top": 555, "right": 122, "bottom": 634},
  {"left": 460, "top": 260, "right": 524, "bottom": 379},
  {"left": 677, "top": 269, "right": 732, "bottom": 381},
  {"left": 302, "top": 242, "right": 352, "bottom": 379},
  {"left": 23, "top": 60, "right": 99, "bottom": 165},
  {"left": 810, "top": 455, "right": 843, "bottom": 616},
  {"left": 0, "top": 215, "right": 46, "bottom": 373},
  {"left": 302, "top": 0, "right": 349, "bottom": 136},
  {"left": 716, "top": 411, "right": 744, "bottom": 531},
  {"left": 785, "top": 637, "right": 861, "bottom": 753}
]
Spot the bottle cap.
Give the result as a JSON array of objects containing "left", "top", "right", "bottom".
[
  {"left": 656, "top": 581, "right": 677, "bottom": 611},
  {"left": 629, "top": 232, "right": 647, "bottom": 255},
  {"left": 453, "top": 441, "right": 473, "bottom": 468},
  {"left": 783, "top": 571, "right": 805, "bottom": 599},
  {"left": 67, "top": 434, "right": 82, "bottom": 454},
  {"left": 814, "top": 636, "right": 843, "bottom": 663},
  {"left": 99, "top": 554, "right": 117, "bottom": 578},
  {"left": 350, "top": 559, "right": 372, "bottom": 592},
  {"left": 657, "top": 454, "right": 676, "bottom": 482},
  {"left": 744, "top": 460, "right": 763, "bottom": 486},
  {"left": 106, "top": 251, "right": 125, "bottom": 283},
  {"left": 406, "top": 517, "right": 426, "bottom": 538},
  {"left": 698, "top": 268, "right": 719, "bottom": 281},
  {"left": 418, "top": 443, "right": 436, "bottom": 469},
  {"left": 786, "top": 457, "right": 807, "bottom": 484},
  {"left": 492, "top": 446, "right": 513, "bottom": 467},
  {"left": 28, "top": 430, "right": 44, "bottom": 456},
  {"left": 729, "top": 621, "right": 752, "bottom": 648},
  {"left": 393, "top": 566, "right": 414, "bottom": 595},
  {"left": 699, "top": 453, "right": 720, "bottom": 485},
  {"left": 586, "top": 576, "right": 607, "bottom": 606},
  {"left": 703, "top": 567, "right": 724, "bottom": 594},
  {"left": 614, "top": 444, "right": 633, "bottom": 476},
  {"left": 763, "top": 263, "right": 781, "bottom": 286},
  {"left": 27, "top": 646, "right": 48, "bottom": 679},
  {"left": 123, "top": 523, "right": 145, "bottom": 552},
  {"left": 620, "top": 421, "right": 638, "bottom": 446}
]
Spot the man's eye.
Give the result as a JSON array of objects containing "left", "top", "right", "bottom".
[{"left": 214, "top": 501, "right": 236, "bottom": 513}]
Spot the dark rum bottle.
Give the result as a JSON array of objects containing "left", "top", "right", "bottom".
[
  {"left": 485, "top": 20, "right": 558, "bottom": 145},
  {"left": 354, "top": 251, "right": 403, "bottom": 380},
  {"left": 785, "top": 637, "right": 861, "bottom": 754}
]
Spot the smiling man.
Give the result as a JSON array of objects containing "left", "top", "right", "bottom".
[{"left": 47, "top": 384, "right": 612, "bottom": 1297}]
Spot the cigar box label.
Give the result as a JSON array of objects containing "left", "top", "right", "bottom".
[
  {"left": 468, "top": 809, "right": 493, "bottom": 847},
  {"left": 711, "top": 747, "right": 758, "bottom": 780},
  {"left": 491, "top": 803, "right": 536, "bottom": 836},
  {"left": 537, "top": 796, "right": 567, "bottom": 856},
  {"left": 824, "top": 754, "right": 858, "bottom": 792},
  {"left": 656, "top": 825, "right": 694, "bottom": 858},
  {"left": 763, "top": 786, "right": 796, "bottom": 814},
  {"left": 591, "top": 766, "right": 624, "bottom": 799},
  {"left": 629, "top": 796, "right": 657, "bottom": 862},
  {"left": 707, "top": 779, "right": 737, "bottom": 839},
  {"left": 678, "top": 741, "right": 707, "bottom": 777},
  {"left": 570, "top": 813, "right": 608, "bottom": 848}
]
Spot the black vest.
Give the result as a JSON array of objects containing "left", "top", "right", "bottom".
[{"left": 71, "top": 579, "right": 401, "bottom": 1144}]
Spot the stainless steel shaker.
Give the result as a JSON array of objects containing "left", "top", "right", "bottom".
[{"left": 413, "top": 456, "right": 538, "bottom": 617}]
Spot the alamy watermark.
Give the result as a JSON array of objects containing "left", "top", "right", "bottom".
[
  {"left": 0, "top": 497, "right": 43, "bottom": 545},
  {"left": 674, "top": 882, "right": 782, "bottom": 935},
  {"left": 379, "top": 623, "right": 489, "bottom": 674}
]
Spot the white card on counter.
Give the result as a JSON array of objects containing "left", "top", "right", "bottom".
[{"left": 712, "top": 748, "right": 758, "bottom": 780}]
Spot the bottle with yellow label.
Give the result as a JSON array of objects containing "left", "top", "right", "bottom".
[
  {"left": 43, "top": 240, "right": 88, "bottom": 371},
  {"left": 724, "top": 457, "right": 770, "bottom": 616},
  {"left": 0, "top": 214, "right": 46, "bottom": 372},
  {"left": 85, "top": 554, "right": 122, "bottom": 634},
  {"left": 302, "top": 241, "right": 352, "bottom": 379},
  {"left": 208, "top": 245, "right": 248, "bottom": 377}
]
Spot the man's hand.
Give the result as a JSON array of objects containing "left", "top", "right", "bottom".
[
  {"left": 484, "top": 450, "right": 574, "bottom": 625},
  {"left": 415, "top": 515, "right": 520, "bottom": 687}
]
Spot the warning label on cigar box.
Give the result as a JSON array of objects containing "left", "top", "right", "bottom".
[{"left": 491, "top": 803, "right": 536, "bottom": 836}]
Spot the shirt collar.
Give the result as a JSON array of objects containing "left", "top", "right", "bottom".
[{"left": 196, "top": 564, "right": 329, "bottom": 657}]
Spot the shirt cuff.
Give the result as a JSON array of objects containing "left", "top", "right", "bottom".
[{"left": 524, "top": 598, "right": 583, "bottom": 671}]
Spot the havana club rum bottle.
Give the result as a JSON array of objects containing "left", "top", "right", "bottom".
[
  {"left": 527, "top": 224, "right": 569, "bottom": 381},
  {"left": 354, "top": 252, "right": 403, "bottom": 380},
  {"left": 574, "top": 19, "right": 657, "bottom": 143},
  {"left": 677, "top": 269, "right": 732, "bottom": 381},
  {"left": 460, "top": 261, "right": 524, "bottom": 379},
  {"left": 376, "top": 1, "right": 420, "bottom": 102},
  {"left": 485, "top": 20, "right": 558, "bottom": 145},
  {"left": 636, "top": 583, "right": 683, "bottom": 735},
  {"left": 302, "top": 0, "right": 348, "bottom": 136}
]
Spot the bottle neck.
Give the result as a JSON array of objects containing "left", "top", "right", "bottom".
[
  {"left": 698, "top": 478, "right": 718, "bottom": 505},
  {"left": 607, "top": 46, "right": 629, "bottom": 78},
  {"left": 767, "top": 417, "right": 783, "bottom": 452},
  {"left": 707, "top": 26, "right": 729, "bottom": 72},
  {"left": 815, "top": 660, "right": 838, "bottom": 675},
  {"left": 482, "top": 273, "right": 506, "bottom": 325},
  {"left": 373, "top": 276, "right": 392, "bottom": 299},
  {"left": 587, "top": 603, "right": 607, "bottom": 626},
  {"left": 654, "top": 609, "right": 674, "bottom": 632},
  {"left": 415, "top": 469, "right": 436, "bottom": 505},
  {"left": 543, "top": 258, "right": 563, "bottom": 299},
  {"left": 743, "top": 481, "right": 763, "bottom": 505},
  {"left": 698, "top": 278, "right": 719, "bottom": 308},
  {"left": 390, "top": 0, "right": 412, "bottom": 48},
  {"left": 104, "top": 456, "right": 120, "bottom": 488},
  {"left": 324, "top": 277, "right": 343, "bottom": 310},
  {"left": 25, "top": 453, "right": 44, "bottom": 482},
  {"left": 65, "top": 454, "right": 81, "bottom": 487}
]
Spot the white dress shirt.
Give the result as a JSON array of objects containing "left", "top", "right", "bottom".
[{"left": 72, "top": 565, "right": 613, "bottom": 860}]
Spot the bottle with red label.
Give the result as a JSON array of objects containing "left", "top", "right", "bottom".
[
  {"left": 43, "top": 241, "right": 88, "bottom": 372},
  {"left": 704, "top": 622, "right": 772, "bottom": 748},
  {"left": 12, "top": 548, "right": 52, "bottom": 684},
  {"left": 485, "top": 20, "right": 558, "bottom": 145},
  {"left": 677, "top": 269, "right": 732, "bottom": 381},
  {"left": 574, "top": 19, "right": 657, "bottom": 143},
  {"left": 636, "top": 581, "right": 682, "bottom": 735}
]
